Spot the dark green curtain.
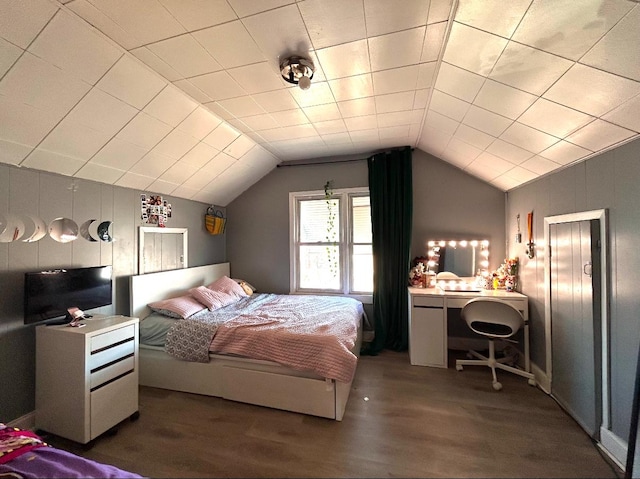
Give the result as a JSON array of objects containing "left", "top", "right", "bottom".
[{"left": 364, "top": 146, "right": 413, "bottom": 354}]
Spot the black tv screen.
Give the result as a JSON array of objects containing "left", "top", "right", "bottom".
[{"left": 24, "top": 265, "right": 113, "bottom": 325}]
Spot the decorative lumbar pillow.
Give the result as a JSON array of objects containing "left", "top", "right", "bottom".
[
  {"left": 206, "top": 275, "right": 248, "bottom": 298},
  {"left": 190, "top": 285, "right": 239, "bottom": 311},
  {"left": 148, "top": 295, "right": 206, "bottom": 319}
]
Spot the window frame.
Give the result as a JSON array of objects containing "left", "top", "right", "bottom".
[{"left": 289, "top": 187, "right": 372, "bottom": 304}]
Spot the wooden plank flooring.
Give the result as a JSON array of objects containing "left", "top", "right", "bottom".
[{"left": 48, "top": 350, "right": 622, "bottom": 478}]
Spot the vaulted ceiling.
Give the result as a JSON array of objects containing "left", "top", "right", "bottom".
[{"left": 1, "top": 0, "right": 639, "bottom": 206}]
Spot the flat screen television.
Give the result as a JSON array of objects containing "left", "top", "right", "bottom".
[{"left": 24, "top": 265, "right": 113, "bottom": 325}]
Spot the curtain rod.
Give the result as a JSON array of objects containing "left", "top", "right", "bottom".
[{"left": 276, "top": 147, "right": 414, "bottom": 168}]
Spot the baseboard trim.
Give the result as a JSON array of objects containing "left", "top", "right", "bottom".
[
  {"left": 7, "top": 411, "right": 35, "bottom": 430},
  {"left": 531, "top": 362, "right": 550, "bottom": 393},
  {"left": 600, "top": 427, "right": 627, "bottom": 472}
]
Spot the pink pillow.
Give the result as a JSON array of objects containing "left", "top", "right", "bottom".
[
  {"left": 148, "top": 295, "right": 205, "bottom": 319},
  {"left": 206, "top": 275, "right": 248, "bottom": 298},
  {"left": 190, "top": 285, "right": 239, "bottom": 311}
]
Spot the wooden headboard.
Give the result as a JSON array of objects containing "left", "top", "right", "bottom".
[{"left": 129, "top": 263, "right": 230, "bottom": 319}]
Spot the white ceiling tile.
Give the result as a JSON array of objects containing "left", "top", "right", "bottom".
[
  {"left": 567, "top": 120, "right": 635, "bottom": 152},
  {"left": 74, "top": 162, "right": 125, "bottom": 184},
  {"left": 177, "top": 107, "right": 222, "bottom": 140},
  {"left": 544, "top": 63, "right": 640, "bottom": 117},
  {"left": 0, "top": 140, "right": 32, "bottom": 166},
  {"left": 226, "top": 117, "right": 252, "bottom": 134},
  {"left": 172, "top": 79, "right": 213, "bottom": 103},
  {"left": 227, "top": 62, "right": 284, "bottom": 94},
  {"left": 520, "top": 155, "right": 561, "bottom": 176},
  {"left": 435, "top": 62, "right": 485, "bottom": 102},
  {"left": 66, "top": 88, "right": 138, "bottom": 136},
  {"left": 463, "top": 105, "right": 512, "bottom": 137},
  {"left": 203, "top": 123, "right": 241, "bottom": 149},
  {"left": 443, "top": 22, "right": 508, "bottom": 76},
  {"left": 289, "top": 81, "right": 335, "bottom": 107},
  {"left": 455, "top": 0, "right": 530, "bottom": 38},
  {"left": 115, "top": 171, "right": 154, "bottom": 190},
  {"left": 489, "top": 42, "right": 573, "bottom": 96},
  {"left": 446, "top": 137, "right": 482, "bottom": 160},
  {"left": 473, "top": 80, "right": 537, "bottom": 120},
  {"left": 539, "top": 140, "right": 591, "bottom": 166},
  {"left": 372, "top": 65, "right": 420, "bottom": 95},
  {"left": 28, "top": 10, "right": 122, "bottom": 85},
  {"left": 143, "top": 86, "right": 198, "bottom": 127},
  {"left": 192, "top": 21, "right": 265, "bottom": 69},
  {"left": 270, "top": 109, "right": 309, "bottom": 127},
  {"left": 441, "top": 147, "right": 474, "bottom": 169},
  {"left": 602, "top": 94, "right": 640, "bottom": 133},
  {"left": 500, "top": 122, "right": 560, "bottom": 153},
  {"left": 91, "top": 138, "right": 149, "bottom": 170},
  {"left": 453, "top": 124, "right": 495, "bottom": 149},
  {"left": 299, "top": 0, "right": 366, "bottom": 49},
  {"left": 369, "top": 27, "right": 425, "bottom": 72},
  {"left": 224, "top": 135, "right": 256, "bottom": 159},
  {"left": 328, "top": 74, "right": 373, "bottom": 102},
  {"left": 116, "top": 112, "right": 172, "bottom": 149},
  {"left": 251, "top": 90, "right": 299, "bottom": 113},
  {"left": 80, "top": 0, "right": 186, "bottom": 48},
  {"left": 417, "top": 126, "right": 450, "bottom": 155},
  {"left": 377, "top": 110, "right": 417, "bottom": 128},
  {"left": 425, "top": 110, "right": 459, "bottom": 136},
  {"left": 338, "top": 97, "right": 376, "bottom": 118},
  {"left": 22, "top": 149, "right": 85, "bottom": 176},
  {"left": 97, "top": 55, "right": 166, "bottom": 109},
  {"left": 188, "top": 70, "right": 247, "bottom": 101},
  {"left": 147, "top": 178, "right": 179, "bottom": 195},
  {"left": 0, "top": 0, "right": 58, "bottom": 49},
  {"left": 0, "top": 52, "right": 91, "bottom": 116},
  {"left": 417, "top": 62, "right": 437, "bottom": 89},
  {"left": 321, "top": 132, "right": 352, "bottom": 144},
  {"left": 303, "top": 103, "right": 341, "bottom": 122},
  {"left": 217, "top": 96, "right": 266, "bottom": 118},
  {"left": 364, "top": 0, "right": 430, "bottom": 37},
  {"left": 512, "top": 0, "right": 634, "bottom": 60},
  {"left": 0, "top": 38, "right": 22, "bottom": 78},
  {"left": 501, "top": 166, "right": 537, "bottom": 184},
  {"left": 490, "top": 174, "right": 521, "bottom": 190},
  {"left": 430, "top": 90, "right": 470, "bottom": 121},
  {"left": 413, "top": 89, "right": 431, "bottom": 109},
  {"left": 344, "top": 115, "right": 378, "bottom": 132},
  {"left": 130, "top": 150, "right": 177, "bottom": 177},
  {"left": 582, "top": 7, "right": 640, "bottom": 82},
  {"left": 518, "top": 98, "right": 594, "bottom": 138},
  {"left": 146, "top": 34, "right": 222, "bottom": 78},
  {"left": 159, "top": 158, "right": 199, "bottom": 184},
  {"left": 158, "top": 0, "right": 238, "bottom": 31},
  {"left": 375, "top": 92, "right": 415, "bottom": 114},
  {"left": 421, "top": 21, "right": 448, "bottom": 63},
  {"left": 0, "top": 97, "right": 64, "bottom": 148},
  {"left": 317, "top": 40, "right": 370, "bottom": 80},
  {"left": 240, "top": 113, "right": 279, "bottom": 130},
  {"left": 486, "top": 139, "right": 534, "bottom": 165},
  {"left": 241, "top": 4, "right": 311, "bottom": 61},
  {"left": 428, "top": 0, "right": 454, "bottom": 24},
  {"left": 39, "top": 119, "right": 111, "bottom": 161},
  {"left": 152, "top": 129, "right": 199, "bottom": 159},
  {"left": 179, "top": 142, "right": 219, "bottom": 169},
  {"left": 468, "top": 151, "right": 514, "bottom": 176},
  {"left": 130, "top": 47, "right": 183, "bottom": 82},
  {"left": 190, "top": 152, "right": 233, "bottom": 184},
  {"left": 378, "top": 125, "right": 411, "bottom": 140},
  {"left": 226, "top": 0, "right": 294, "bottom": 18}
]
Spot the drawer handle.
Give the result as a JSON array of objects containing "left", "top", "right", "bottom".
[
  {"left": 90, "top": 370, "right": 133, "bottom": 393},
  {"left": 91, "top": 353, "right": 135, "bottom": 374},
  {"left": 91, "top": 337, "right": 133, "bottom": 355}
]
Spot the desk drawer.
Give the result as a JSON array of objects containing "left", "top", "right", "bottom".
[{"left": 413, "top": 296, "right": 444, "bottom": 308}]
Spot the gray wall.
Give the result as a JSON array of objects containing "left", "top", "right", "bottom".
[
  {"left": 227, "top": 148, "right": 506, "bottom": 293},
  {"left": 505, "top": 136, "right": 640, "bottom": 444},
  {"left": 0, "top": 163, "right": 225, "bottom": 423}
]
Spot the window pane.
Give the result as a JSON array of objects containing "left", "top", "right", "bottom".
[
  {"left": 352, "top": 244, "right": 373, "bottom": 292},
  {"left": 352, "top": 196, "right": 371, "bottom": 243},
  {"left": 299, "top": 245, "right": 341, "bottom": 290},
  {"left": 299, "top": 199, "right": 340, "bottom": 242}
]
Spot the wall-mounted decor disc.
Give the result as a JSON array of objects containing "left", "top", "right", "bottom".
[
  {"left": 0, "top": 213, "right": 26, "bottom": 243},
  {"left": 80, "top": 219, "right": 98, "bottom": 242},
  {"left": 97, "top": 221, "right": 113, "bottom": 242},
  {"left": 49, "top": 217, "right": 79, "bottom": 243},
  {"left": 22, "top": 215, "right": 47, "bottom": 242}
]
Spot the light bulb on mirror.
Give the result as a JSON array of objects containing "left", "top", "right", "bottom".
[{"left": 298, "top": 75, "right": 311, "bottom": 90}]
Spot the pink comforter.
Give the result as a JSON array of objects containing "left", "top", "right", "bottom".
[{"left": 209, "top": 294, "right": 362, "bottom": 382}]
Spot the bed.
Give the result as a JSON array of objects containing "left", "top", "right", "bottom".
[
  {"left": 0, "top": 423, "right": 141, "bottom": 478},
  {"left": 129, "top": 263, "right": 363, "bottom": 421}
]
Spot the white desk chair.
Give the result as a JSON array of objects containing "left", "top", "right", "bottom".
[{"left": 455, "top": 297, "right": 536, "bottom": 390}]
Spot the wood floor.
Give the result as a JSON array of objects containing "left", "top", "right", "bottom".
[{"left": 49, "top": 350, "right": 622, "bottom": 478}]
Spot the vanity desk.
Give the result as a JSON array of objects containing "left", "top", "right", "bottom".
[{"left": 408, "top": 286, "right": 530, "bottom": 371}]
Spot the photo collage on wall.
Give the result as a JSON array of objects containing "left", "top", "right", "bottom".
[{"left": 141, "top": 194, "right": 172, "bottom": 226}]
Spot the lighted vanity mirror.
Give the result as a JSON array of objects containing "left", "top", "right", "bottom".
[{"left": 427, "top": 239, "right": 490, "bottom": 278}]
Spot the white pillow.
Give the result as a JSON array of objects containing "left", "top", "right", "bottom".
[{"left": 148, "top": 295, "right": 206, "bottom": 319}]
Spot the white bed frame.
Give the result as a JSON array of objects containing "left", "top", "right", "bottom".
[{"left": 129, "top": 263, "right": 362, "bottom": 421}]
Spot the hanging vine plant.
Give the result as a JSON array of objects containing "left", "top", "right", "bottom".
[{"left": 324, "top": 180, "right": 338, "bottom": 278}]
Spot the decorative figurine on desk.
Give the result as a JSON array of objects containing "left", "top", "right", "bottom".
[{"left": 491, "top": 257, "right": 519, "bottom": 291}]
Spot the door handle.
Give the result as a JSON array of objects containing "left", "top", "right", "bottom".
[{"left": 583, "top": 261, "right": 592, "bottom": 277}]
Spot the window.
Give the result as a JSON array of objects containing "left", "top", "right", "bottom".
[{"left": 289, "top": 187, "right": 372, "bottom": 302}]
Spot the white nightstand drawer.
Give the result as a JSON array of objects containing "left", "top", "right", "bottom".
[
  {"left": 91, "top": 325, "right": 135, "bottom": 353},
  {"left": 89, "top": 339, "right": 135, "bottom": 371},
  {"left": 90, "top": 355, "right": 135, "bottom": 390}
]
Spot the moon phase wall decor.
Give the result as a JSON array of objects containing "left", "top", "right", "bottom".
[{"left": 0, "top": 212, "right": 113, "bottom": 243}]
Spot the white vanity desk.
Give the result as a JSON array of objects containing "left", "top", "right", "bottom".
[{"left": 408, "top": 286, "right": 530, "bottom": 371}]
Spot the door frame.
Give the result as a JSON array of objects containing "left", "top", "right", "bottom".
[{"left": 544, "top": 209, "right": 609, "bottom": 428}]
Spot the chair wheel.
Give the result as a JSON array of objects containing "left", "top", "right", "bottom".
[
  {"left": 528, "top": 378, "right": 536, "bottom": 386},
  {"left": 492, "top": 381, "right": 503, "bottom": 391},
  {"left": 456, "top": 364, "right": 463, "bottom": 371}
]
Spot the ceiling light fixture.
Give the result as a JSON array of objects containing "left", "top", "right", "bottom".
[{"left": 280, "top": 56, "right": 315, "bottom": 90}]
